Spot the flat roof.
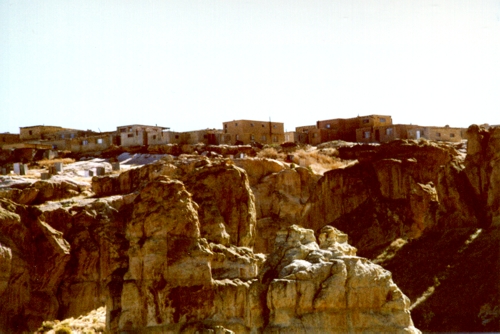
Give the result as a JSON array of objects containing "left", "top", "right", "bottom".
[
  {"left": 223, "top": 119, "right": 284, "bottom": 124},
  {"left": 117, "top": 124, "right": 170, "bottom": 129},
  {"left": 20, "top": 125, "right": 63, "bottom": 129}
]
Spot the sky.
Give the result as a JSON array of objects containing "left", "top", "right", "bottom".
[{"left": 1, "top": 0, "right": 500, "bottom": 134}]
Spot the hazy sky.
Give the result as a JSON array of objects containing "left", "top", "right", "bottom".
[{"left": 1, "top": 0, "right": 499, "bottom": 134}]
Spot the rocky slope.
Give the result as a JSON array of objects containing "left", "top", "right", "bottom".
[{"left": 0, "top": 125, "right": 499, "bottom": 332}]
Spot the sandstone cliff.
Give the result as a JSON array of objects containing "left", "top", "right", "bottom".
[
  {"left": 0, "top": 160, "right": 419, "bottom": 333},
  {"left": 2, "top": 128, "right": 500, "bottom": 333}
]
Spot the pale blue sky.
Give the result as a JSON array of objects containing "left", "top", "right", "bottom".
[{"left": 1, "top": 0, "right": 499, "bottom": 134}]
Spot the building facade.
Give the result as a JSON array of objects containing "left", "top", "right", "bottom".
[
  {"left": 117, "top": 125, "right": 170, "bottom": 147},
  {"left": 222, "top": 120, "right": 285, "bottom": 145},
  {"left": 357, "top": 124, "right": 464, "bottom": 143},
  {"left": 0, "top": 133, "right": 21, "bottom": 148}
]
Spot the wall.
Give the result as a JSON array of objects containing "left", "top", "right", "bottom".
[
  {"left": 47, "top": 134, "right": 115, "bottom": 152},
  {"left": 317, "top": 115, "right": 393, "bottom": 143},
  {"left": 117, "top": 125, "right": 167, "bottom": 147},
  {"left": 0, "top": 133, "right": 21, "bottom": 148},
  {"left": 295, "top": 125, "right": 317, "bottom": 144},
  {"left": 423, "top": 126, "right": 463, "bottom": 142},
  {"left": 19, "top": 126, "right": 63, "bottom": 141},
  {"left": 284, "top": 131, "right": 296, "bottom": 143},
  {"left": 356, "top": 124, "right": 414, "bottom": 143},
  {"left": 222, "top": 120, "right": 285, "bottom": 145}
]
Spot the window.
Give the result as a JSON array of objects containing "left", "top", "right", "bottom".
[
  {"left": 236, "top": 135, "right": 239, "bottom": 140},
  {"left": 380, "top": 118, "right": 386, "bottom": 122},
  {"left": 250, "top": 123, "right": 254, "bottom": 127},
  {"left": 364, "top": 131, "right": 370, "bottom": 139},
  {"left": 313, "top": 133, "right": 318, "bottom": 138},
  {"left": 127, "top": 134, "right": 134, "bottom": 138},
  {"left": 437, "top": 133, "right": 441, "bottom": 137},
  {"left": 175, "top": 135, "right": 179, "bottom": 139},
  {"left": 450, "top": 133, "right": 455, "bottom": 138},
  {"left": 261, "top": 135, "right": 266, "bottom": 141},
  {"left": 326, "top": 124, "right": 331, "bottom": 128},
  {"left": 82, "top": 140, "right": 88, "bottom": 145},
  {"left": 29, "top": 130, "right": 33, "bottom": 135},
  {"left": 153, "top": 135, "right": 157, "bottom": 140},
  {"left": 386, "top": 128, "right": 393, "bottom": 135},
  {"left": 224, "top": 124, "right": 228, "bottom": 128},
  {"left": 273, "top": 136, "right": 278, "bottom": 142},
  {"left": 273, "top": 125, "right": 276, "bottom": 128},
  {"left": 235, "top": 123, "right": 238, "bottom": 126},
  {"left": 251, "top": 135, "right": 255, "bottom": 140},
  {"left": 203, "top": 134, "right": 207, "bottom": 139},
  {"left": 97, "top": 138, "right": 103, "bottom": 144},
  {"left": 363, "top": 119, "right": 369, "bottom": 124},
  {"left": 262, "top": 124, "right": 265, "bottom": 127},
  {"left": 120, "top": 128, "right": 126, "bottom": 133},
  {"left": 71, "top": 133, "right": 75, "bottom": 138},
  {"left": 61, "top": 134, "right": 65, "bottom": 139}
]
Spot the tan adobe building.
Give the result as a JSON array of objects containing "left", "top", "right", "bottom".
[
  {"left": 47, "top": 131, "right": 116, "bottom": 152},
  {"left": 20, "top": 125, "right": 65, "bottom": 141},
  {"left": 19, "top": 125, "right": 98, "bottom": 142},
  {"left": 357, "top": 124, "right": 464, "bottom": 143},
  {"left": 407, "top": 125, "right": 464, "bottom": 142},
  {"left": 0, "top": 133, "right": 21, "bottom": 147},
  {"left": 168, "top": 129, "right": 221, "bottom": 145},
  {"left": 316, "top": 115, "right": 393, "bottom": 143},
  {"left": 295, "top": 125, "right": 322, "bottom": 145},
  {"left": 293, "top": 115, "right": 393, "bottom": 144},
  {"left": 222, "top": 120, "right": 284, "bottom": 145},
  {"left": 284, "top": 131, "right": 296, "bottom": 143},
  {"left": 356, "top": 124, "right": 414, "bottom": 143},
  {"left": 117, "top": 125, "right": 170, "bottom": 147}
]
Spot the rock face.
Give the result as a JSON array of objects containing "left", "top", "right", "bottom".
[
  {"left": 234, "top": 158, "right": 320, "bottom": 253},
  {"left": 301, "top": 139, "right": 478, "bottom": 257},
  {"left": 464, "top": 125, "right": 500, "bottom": 226},
  {"left": 262, "top": 225, "right": 418, "bottom": 333},
  {"left": 0, "top": 174, "right": 420, "bottom": 333},
  {"left": 0, "top": 199, "right": 71, "bottom": 332},
  {"left": 92, "top": 159, "right": 257, "bottom": 249},
  {"left": 0, "top": 178, "right": 90, "bottom": 205}
]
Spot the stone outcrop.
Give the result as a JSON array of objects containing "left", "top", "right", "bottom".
[
  {"left": 92, "top": 158, "right": 257, "bottom": 249},
  {"left": 0, "top": 178, "right": 89, "bottom": 205},
  {"left": 0, "top": 199, "right": 71, "bottom": 332},
  {"left": 234, "top": 158, "right": 320, "bottom": 253},
  {"left": 261, "top": 225, "right": 419, "bottom": 333},
  {"left": 181, "top": 162, "right": 256, "bottom": 248}
]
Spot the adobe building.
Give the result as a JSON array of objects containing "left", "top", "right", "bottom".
[
  {"left": 117, "top": 125, "right": 170, "bottom": 147},
  {"left": 169, "top": 129, "right": 221, "bottom": 145},
  {"left": 20, "top": 125, "right": 65, "bottom": 141},
  {"left": 357, "top": 124, "right": 464, "bottom": 143},
  {"left": 222, "top": 120, "right": 285, "bottom": 145},
  {"left": 316, "top": 115, "right": 393, "bottom": 143},
  {"left": 284, "top": 131, "right": 296, "bottom": 143},
  {"left": 407, "top": 125, "right": 464, "bottom": 142},
  {"left": 356, "top": 124, "right": 415, "bottom": 143},
  {"left": 19, "top": 125, "right": 99, "bottom": 143},
  {"left": 0, "top": 133, "right": 21, "bottom": 148},
  {"left": 295, "top": 125, "right": 322, "bottom": 145},
  {"left": 48, "top": 131, "right": 116, "bottom": 152}
]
